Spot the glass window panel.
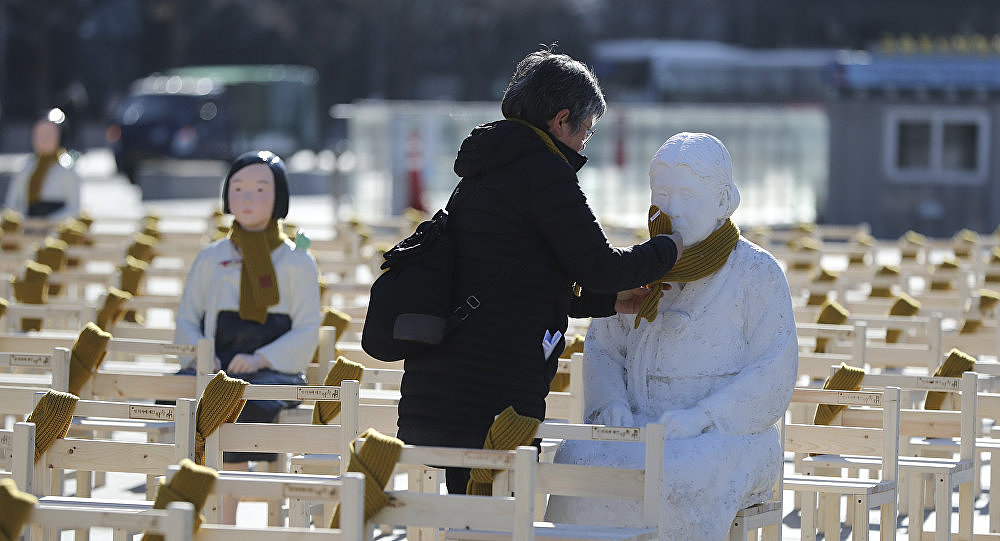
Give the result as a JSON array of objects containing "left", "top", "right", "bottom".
[
  {"left": 896, "top": 121, "right": 931, "bottom": 169},
  {"left": 942, "top": 122, "right": 978, "bottom": 171}
]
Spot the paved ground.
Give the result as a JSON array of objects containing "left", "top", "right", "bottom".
[{"left": 46, "top": 152, "right": 996, "bottom": 539}]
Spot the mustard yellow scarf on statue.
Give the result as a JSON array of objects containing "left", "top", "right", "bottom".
[
  {"left": 634, "top": 205, "right": 740, "bottom": 328},
  {"left": 27, "top": 151, "right": 62, "bottom": 205},
  {"left": 228, "top": 220, "right": 287, "bottom": 324}
]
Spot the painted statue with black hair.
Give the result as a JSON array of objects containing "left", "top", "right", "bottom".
[
  {"left": 221, "top": 150, "right": 290, "bottom": 219},
  {"left": 174, "top": 149, "right": 321, "bottom": 522}
]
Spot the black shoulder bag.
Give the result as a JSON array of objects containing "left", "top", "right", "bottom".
[{"left": 361, "top": 180, "right": 533, "bottom": 362}]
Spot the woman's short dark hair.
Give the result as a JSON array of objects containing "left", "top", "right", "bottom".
[
  {"left": 501, "top": 45, "right": 606, "bottom": 133},
  {"left": 221, "top": 150, "right": 290, "bottom": 219}
]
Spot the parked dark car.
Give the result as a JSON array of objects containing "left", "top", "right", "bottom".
[
  {"left": 107, "top": 75, "right": 233, "bottom": 184},
  {"left": 107, "top": 65, "right": 319, "bottom": 184}
]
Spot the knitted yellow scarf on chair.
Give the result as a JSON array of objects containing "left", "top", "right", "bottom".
[
  {"left": 228, "top": 220, "right": 286, "bottom": 324},
  {"left": 26, "top": 390, "right": 78, "bottom": 463},
  {"left": 312, "top": 356, "right": 364, "bottom": 425},
  {"left": 331, "top": 427, "right": 403, "bottom": 527},
  {"left": 925, "top": 349, "right": 976, "bottom": 410},
  {"left": 141, "top": 458, "right": 217, "bottom": 541},
  {"left": 813, "top": 363, "right": 866, "bottom": 425},
  {"left": 960, "top": 289, "right": 1000, "bottom": 334},
  {"left": 634, "top": 205, "right": 739, "bottom": 328},
  {"left": 194, "top": 371, "right": 248, "bottom": 465},
  {"left": 68, "top": 322, "right": 113, "bottom": 395},
  {"left": 0, "top": 478, "right": 37, "bottom": 541},
  {"left": 13, "top": 260, "right": 51, "bottom": 331},
  {"left": 467, "top": 406, "right": 541, "bottom": 495}
]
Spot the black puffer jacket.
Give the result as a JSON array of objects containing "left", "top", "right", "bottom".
[{"left": 397, "top": 119, "right": 677, "bottom": 434}]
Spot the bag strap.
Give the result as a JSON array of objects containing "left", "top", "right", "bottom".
[{"left": 446, "top": 246, "right": 535, "bottom": 330}]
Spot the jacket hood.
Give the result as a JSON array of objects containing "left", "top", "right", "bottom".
[{"left": 453, "top": 119, "right": 587, "bottom": 179}]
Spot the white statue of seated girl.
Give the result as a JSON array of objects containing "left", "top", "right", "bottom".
[{"left": 544, "top": 132, "right": 798, "bottom": 541}]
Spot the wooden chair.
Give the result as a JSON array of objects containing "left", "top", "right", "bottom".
[
  {"left": 23, "top": 396, "right": 197, "bottom": 499},
  {"left": 524, "top": 422, "right": 664, "bottom": 541},
  {"left": 783, "top": 386, "right": 901, "bottom": 541},
  {"left": 531, "top": 420, "right": 781, "bottom": 541},
  {"left": 164, "top": 464, "right": 366, "bottom": 540},
  {"left": 31, "top": 469, "right": 367, "bottom": 541},
  {"left": 202, "top": 380, "right": 361, "bottom": 525},
  {"left": 0, "top": 301, "right": 95, "bottom": 333},
  {"left": 27, "top": 501, "right": 194, "bottom": 541},
  {"left": 806, "top": 371, "right": 977, "bottom": 541},
  {"left": 365, "top": 444, "right": 538, "bottom": 541}
]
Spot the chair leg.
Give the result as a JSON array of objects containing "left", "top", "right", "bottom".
[
  {"left": 851, "top": 495, "right": 869, "bottom": 541},
  {"left": 801, "top": 491, "right": 818, "bottom": 541},
  {"left": 407, "top": 466, "right": 442, "bottom": 541},
  {"left": 75, "top": 470, "right": 93, "bottom": 541},
  {"left": 909, "top": 473, "right": 925, "bottom": 540},
  {"left": 991, "top": 448, "right": 1000, "bottom": 533},
  {"left": 959, "top": 475, "right": 974, "bottom": 541},
  {"left": 933, "top": 473, "right": 950, "bottom": 541},
  {"left": 762, "top": 522, "right": 780, "bottom": 541},
  {"left": 727, "top": 516, "right": 748, "bottom": 541},
  {"left": 881, "top": 500, "right": 897, "bottom": 541},
  {"left": 821, "top": 492, "right": 841, "bottom": 540}
]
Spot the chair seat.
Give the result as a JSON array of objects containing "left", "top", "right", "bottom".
[
  {"left": 446, "top": 522, "right": 659, "bottom": 541},
  {"left": 38, "top": 495, "right": 154, "bottom": 512},
  {"left": 802, "top": 453, "right": 973, "bottom": 478},
  {"left": 735, "top": 500, "right": 782, "bottom": 517},
  {"left": 732, "top": 500, "right": 783, "bottom": 532},
  {"left": 70, "top": 417, "right": 174, "bottom": 436},
  {"left": 785, "top": 473, "right": 895, "bottom": 500}
]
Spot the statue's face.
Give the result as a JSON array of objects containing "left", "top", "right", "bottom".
[
  {"left": 650, "top": 162, "right": 724, "bottom": 245},
  {"left": 227, "top": 163, "right": 275, "bottom": 231},
  {"left": 31, "top": 121, "right": 60, "bottom": 155}
]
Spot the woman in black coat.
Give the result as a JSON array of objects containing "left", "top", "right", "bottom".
[{"left": 396, "top": 45, "right": 683, "bottom": 493}]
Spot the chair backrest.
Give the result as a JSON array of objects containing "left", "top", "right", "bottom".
[
  {"left": 829, "top": 314, "right": 944, "bottom": 373},
  {"left": 0, "top": 336, "right": 212, "bottom": 400},
  {"left": 26, "top": 396, "right": 197, "bottom": 496},
  {"left": 795, "top": 321, "right": 866, "bottom": 382},
  {"left": 0, "top": 349, "right": 66, "bottom": 391},
  {"left": 368, "top": 444, "right": 538, "bottom": 541},
  {"left": 28, "top": 501, "right": 194, "bottom": 541},
  {"left": 165, "top": 465, "right": 366, "bottom": 541},
  {"left": 851, "top": 370, "right": 977, "bottom": 462},
  {"left": 786, "top": 386, "right": 901, "bottom": 486},
  {"left": 1, "top": 302, "right": 95, "bottom": 333},
  {"left": 86, "top": 338, "right": 214, "bottom": 400},
  {"left": 0, "top": 421, "right": 34, "bottom": 491},
  {"left": 203, "top": 380, "right": 362, "bottom": 470},
  {"left": 534, "top": 422, "right": 665, "bottom": 529}
]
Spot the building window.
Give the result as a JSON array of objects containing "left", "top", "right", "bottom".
[{"left": 884, "top": 107, "right": 989, "bottom": 184}]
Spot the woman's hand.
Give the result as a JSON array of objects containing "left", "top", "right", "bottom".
[
  {"left": 227, "top": 352, "right": 270, "bottom": 374},
  {"left": 615, "top": 284, "right": 669, "bottom": 314},
  {"left": 657, "top": 231, "right": 684, "bottom": 261}
]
